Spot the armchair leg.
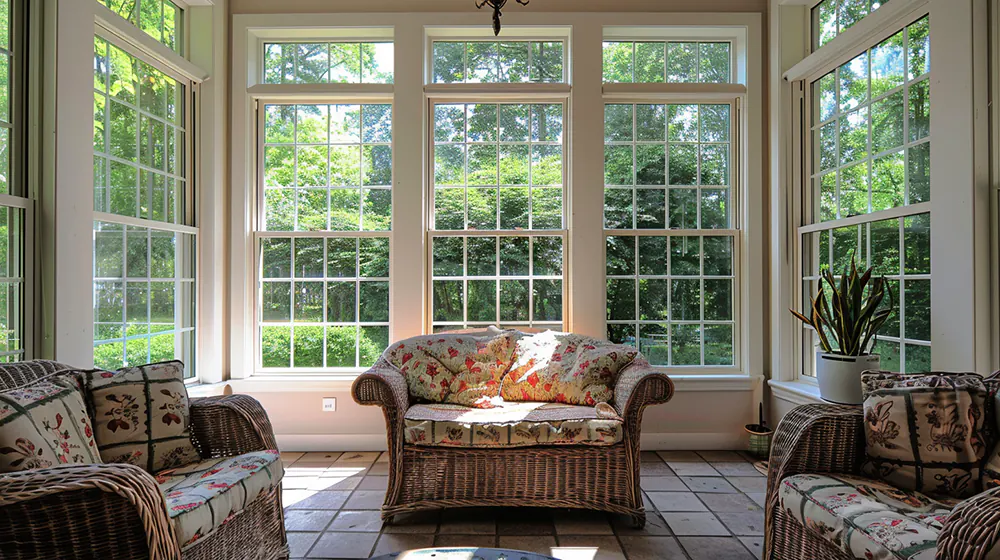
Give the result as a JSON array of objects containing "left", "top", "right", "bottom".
[{"left": 630, "top": 512, "right": 646, "bottom": 528}]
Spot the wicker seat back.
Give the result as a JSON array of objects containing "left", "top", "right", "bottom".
[{"left": 0, "top": 359, "right": 81, "bottom": 391}]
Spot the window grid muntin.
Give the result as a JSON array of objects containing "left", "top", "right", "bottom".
[
  {"left": 430, "top": 232, "right": 566, "bottom": 331},
  {"left": 93, "top": 221, "right": 196, "bottom": 375},
  {"left": 798, "top": 213, "right": 930, "bottom": 375},
  {"left": 809, "top": 18, "right": 930, "bottom": 223},
  {"left": 432, "top": 101, "right": 565, "bottom": 232},
  {"left": 431, "top": 40, "right": 566, "bottom": 84},
  {"left": 602, "top": 41, "right": 734, "bottom": 84},
  {"left": 262, "top": 41, "right": 394, "bottom": 85},
  {"left": 262, "top": 103, "right": 392, "bottom": 233},
  {"left": 93, "top": 32, "right": 197, "bottom": 378},
  {"left": 604, "top": 102, "right": 734, "bottom": 230},
  {"left": 0, "top": 206, "right": 25, "bottom": 362},
  {"left": 93, "top": 35, "right": 189, "bottom": 226},
  {"left": 812, "top": 0, "right": 888, "bottom": 51},
  {"left": 99, "top": 0, "right": 183, "bottom": 53},
  {"left": 257, "top": 233, "right": 390, "bottom": 371},
  {"left": 606, "top": 232, "right": 738, "bottom": 367}
]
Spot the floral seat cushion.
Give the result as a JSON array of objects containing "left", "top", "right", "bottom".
[
  {"left": 385, "top": 332, "right": 520, "bottom": 408},
  {"left": 155, "top": 450, "right": 283, "bottom": 547},
  {"left": 500, "top": 331, "right": 638, "bottom": 406},
  {"left": 403, "top": 402, "right": 623, "bottom": 448},
  {"left": 779, "top": 473, "right": 959, "bottom": 560}
]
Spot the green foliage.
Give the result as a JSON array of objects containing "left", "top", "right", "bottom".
[
  {"left": 603, "top": 41, "right": 731, "bottom": 84},
  {"left": 100, "top": 0, "right": 181, "bottom": 52},
  {"left": 432, "top": 41, "right": 563, "bottom": 84},
  {"left": 263, "top": 42, "right": 393, "bottom": 85},
  {"left": 791, "top": 256, "right": 894, "bottom": 356}
]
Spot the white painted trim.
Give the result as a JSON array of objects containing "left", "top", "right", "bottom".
[
  {"left": 769, "top": 379, "right": 824, "bottom": 407},
  {"left": 93, "top": 212, "right": 200, "bottom": 235},
  {"left": 602, "top": 83, "right": 747, "bottom": 97},
  {"left": 276, "top": 431, "right": 750, "bottom": 452},
  {"left": 783, "top": 0, "right": 929, "bottom": 83},
  {"left": 94, "top": 2, "right": 210, "bottom": 82},
  {"left": 423, "top": 84, "right": 572, "bottom": 98},
  {"left": 247, "top": 84, "right": 394, "bottom": 100},
  {"left": 796, "top": 203, "right": 932, "bottom": 234}
]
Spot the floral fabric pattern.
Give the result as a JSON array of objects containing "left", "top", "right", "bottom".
[
  {"left": 78, "top": 361, "right": 200, "bottom": 473},
  {"left": 156, "top": 450, "right": 283, "bottom": 547},
  {"left": 385, "top": 332, "right": 520, "bottom": 408},
  {"left": 779, "top": 473, "right": 956, "bottom": 560},
  {"left": 403, "top": 402, "right": 623, "bottom": 448},
  {"left": 861, "top": 372, "right": 988, "bottom": 499},
  {"left": 500, "top": 331, "right": 638, "bottom": 405},
  {"left": 0, "top": 379, "right": 101, "bottom": 472}
]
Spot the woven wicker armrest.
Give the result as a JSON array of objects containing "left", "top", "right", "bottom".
[
  {"left": 190, "top": 394, "right": 279, "bottom": 458},
  {"left": 612, "top": 359, "right": 674, "bottom": 421},
  {"left": 936, "top": 486, "right": 1000, "bottom": 560},
  {"left": 352, "top": 358, "right": 410, "bottom": 413},
  {"left": 0, "top": 463, "right": 181, "bottom": 560}
]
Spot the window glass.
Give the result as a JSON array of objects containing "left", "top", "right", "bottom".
[
  {"left": 98, "top": 0, "right": 183, "bottom": 53},
  {"left": 93, "top": 35, "right": 195, "bottom": 376},
  {"left": 431, "top": 102, "right": 565, "bottom": 331},
  {"left": 814, "top": 0, "right": 889, "bottom": 50},
  {"left": 603, "top": 41, "right": 732, "bottom": 84},
  {"left": 432, "top": 41, "right": 564, "bottom": 84},
  {"left": 259, "top": 103, "right": 392, "bottom": 370},
  {"left": 263, "top": 42, "right": 394, "bottom": 84},
  {"left": 0, "top": 0, "right": 24, "bottom": 363}
]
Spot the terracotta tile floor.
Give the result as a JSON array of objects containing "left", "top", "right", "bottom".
[{"left": 281, "top": 450, "right": 766, "bottom": 560}]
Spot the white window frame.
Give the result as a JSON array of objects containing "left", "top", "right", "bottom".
[{"left": 231, "top": 12, "right": 764, "bottom": 386}]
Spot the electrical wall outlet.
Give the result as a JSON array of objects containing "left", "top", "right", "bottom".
[{"left": 322, "top": 397, "right": 337, "bottom": 412}]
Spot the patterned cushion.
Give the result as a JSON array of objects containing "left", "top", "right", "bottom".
[
  {"left": 779, "top": 473, "right": 957, "bottom": 560},
  {"left": 861, "top": 372, "right": 988, "bottom": 498},
  {"left": 500, "top": 331, "right": 638, "bottom": 405},
  {"left": 78, "top": 361, "right": 200, "bottom": 473},
  {"left": 403, "top": 402, "right": 623, "bottom": 448},
  {"left": 979, "top": 376, "right": 1000, "bottom": 489},
  {"left": 0, "top": 379, "right": 101, "bottom": 472},
  {"left": 155, "top": 450, "right": 283, "bottom": 547},
  {"left": 385, "top": 332, "right": 520, "bottom": 408}
]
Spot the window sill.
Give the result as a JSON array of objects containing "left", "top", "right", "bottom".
[
  {"left": 768, "top": 379, "right": 824, "bottom": 406},
  {"left": 187, "top": 381, "right": 231, "bottom": 398}
]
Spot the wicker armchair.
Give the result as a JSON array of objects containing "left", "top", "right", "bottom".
[
  {"left": 0, "top": 361, "right": 288, "bottom": 560},
  {"left": 352, "top": 354, "right": 673, "bottom": 528},
  {"left": 764, "top": 403, "right": 1000, "bottom": 560}
]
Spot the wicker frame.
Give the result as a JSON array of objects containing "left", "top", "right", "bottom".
[
  {"left": 0, "top": 361, "right": 289, "bottom": 560},
  {"left": 764, "top": 403, "right": 1000, "bottom": 560},
  {"left": 352, "top": 356, "right": 673, "bottom": 528}
]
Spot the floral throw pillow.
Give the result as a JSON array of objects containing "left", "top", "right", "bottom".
[
  {"left": 0, "top": 378, "right": 102, "bottom": 472},
  {"left": 500, "top": 331, "right": 638, "bottom": 406},
  {"left": 861, "top": 371, "right": 988, "bottom": 499},
  {"left": 384, "top": 332, "right": 519, "bottom": 408},
  {"left": 78, "top": 361, "right": 200, "bottom": 473}
]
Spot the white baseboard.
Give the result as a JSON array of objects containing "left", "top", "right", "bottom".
[{"left": 277, "top": 432, "right": 746, "bottom": 452}]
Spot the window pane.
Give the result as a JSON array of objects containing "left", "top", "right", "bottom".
[
  {"left": 606, "top": 234, "right": 735, "bottom": 366},
  {"left": 602, "top": 41, "right": 732, "bottom": 84},
  {"left": 606, "top": 104, "right": 731, "bottom": 229},
  {"left": 262, "top": 42, "right": 393, "bottom": 84},
  {"left": 432, "top": 41, "right": 565, "bottom": 84},
  {"left": 263, "top": 104, "right": 391, "bottom": 232},
  {"left": 94, "top": 222, "right": 195, "bottom": 377},
  {"left": 258, "top": 236, "right": 390, "bottom": 369},
  {"left": 808, "top": 19, "right": 930, "bottom": 222}
]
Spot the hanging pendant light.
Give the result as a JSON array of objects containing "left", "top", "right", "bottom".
[{"left": 476, "top": 0, "right": 529, "bottom": 36}]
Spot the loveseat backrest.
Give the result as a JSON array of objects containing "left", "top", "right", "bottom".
[{"left": 0, "top": 360, "right": 80, "bottom": 391}]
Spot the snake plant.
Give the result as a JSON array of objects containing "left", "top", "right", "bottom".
[{"left": 790, "top": 256, "right": 894, "bottom": 357}]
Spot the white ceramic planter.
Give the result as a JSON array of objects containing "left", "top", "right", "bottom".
[{"left": 816, "top": 352, "right": 881, "bottom": 405}]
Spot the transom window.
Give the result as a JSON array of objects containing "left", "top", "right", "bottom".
[
  {"left": 603, "top": 41, "right": 732, "bottom": 84},
  {"left": 263, "top": 42, "right": 393, "bottom": 84},
  {"left": 98, "top": 0, "right": 183, "bottom": 53},
  {"left": 432, "top": 41, "right": 565, "bottom": 84},
  {"left": 814, "top": 0, "right": 889, "bottom": 50}
]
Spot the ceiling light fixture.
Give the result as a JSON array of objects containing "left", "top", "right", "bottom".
[{"left": 476, "top": 0, "right": 529, "bottom": 36}]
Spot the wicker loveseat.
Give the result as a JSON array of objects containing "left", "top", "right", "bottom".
[
  {"left": 352, "top": 329, "right": 673, "bottom": 528},
  {"left": 0, "top": 360, "right": 288, "bottom": 560},
  {"left": 765, "top": 403, "right": 1000, "bottom": 560}
]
